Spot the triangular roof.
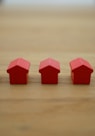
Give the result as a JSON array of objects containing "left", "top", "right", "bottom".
[
  {"left": 70, "top": 58, "right": 93, "bottom": 73},
  {"left": 7, "top": 58, "right": 30, "bottom": 73},
  {"left": 39, "top": 58, "right": 60, "bottom": 73}
]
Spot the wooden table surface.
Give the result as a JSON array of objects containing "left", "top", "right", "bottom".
[{"left": 0, "top": 6, "right": 95, "bottom": 136}]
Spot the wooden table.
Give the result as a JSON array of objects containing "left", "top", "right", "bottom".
[{"left": 0, "top": 6, "right": 95, "bottom": 136}]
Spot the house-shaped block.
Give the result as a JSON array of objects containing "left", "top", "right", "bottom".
[
  {"left": 7, "top": 58, "right": 30, "bottom": 84},
  {"left": 69, "top": 58, "right": 93, "bottom": 84},
  {"left": 39, "top": 58, "right": 60, "bottom": 84}
]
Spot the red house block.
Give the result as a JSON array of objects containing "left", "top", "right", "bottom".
[
  {"left": 69, "top": 58, "right": 93, "bottom": 84},
  {"left": 39, "top": 58, "right": 60, "bottom": 84},
  {"left": 7, "top": 58, "right": 30, "bottom": 84}
]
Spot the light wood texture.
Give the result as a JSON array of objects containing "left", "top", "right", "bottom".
[{"left": 0, "top": 6, "right": 95, "bottom": 136}]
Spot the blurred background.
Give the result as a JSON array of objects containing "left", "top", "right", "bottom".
[
  {"left": 0, "top": 0, "right": 94, "bottom": 6},
  {"left": 0, "top": 0, "right": 95, "bottom": 55}
]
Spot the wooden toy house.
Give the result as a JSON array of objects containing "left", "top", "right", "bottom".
[
  {"left": 69, "top": 58, "right": 93, "bottom": 84},
  {"left": 39, "top": 58, "right": 60, "bottom": 84},
  {"left": 7, "top": 58, "right": 30, "bottom": 84}
]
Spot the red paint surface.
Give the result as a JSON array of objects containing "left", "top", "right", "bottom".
[
  {"left": 39, "top": 58, "right": 60, "bottom": 84},
  {"left": 69, "top": 58, "right": 93, "bottom": 84},
  {"left": 7, "top": 58, "right": 30, "bottom": 84}
]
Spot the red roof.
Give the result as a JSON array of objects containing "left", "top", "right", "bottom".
[
  {"left": 39, "top": 58, "right": 60, "bottom": 73},
  {"left": 70, "top": 58, "right": 93, "bottom": 72},
  {"left": 7, "top": 58, "right": 30, "bottom": 73}
]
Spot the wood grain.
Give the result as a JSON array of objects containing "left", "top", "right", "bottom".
[{"left": 0, "top": 6, "right": 95, "bottom": 136}]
